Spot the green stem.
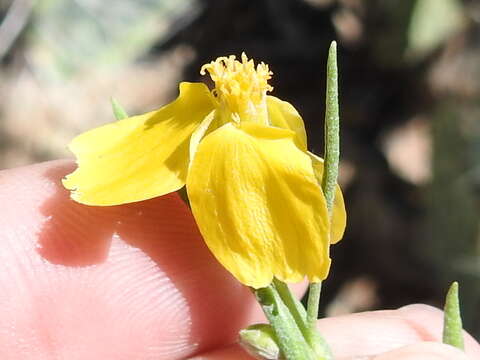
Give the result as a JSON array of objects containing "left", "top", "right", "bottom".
[
  {"left": 254, "top": 285, "right": 316, "bottom": 360},
  {"left": 306, "top": 40, "right": 340, "bottom": 332},
  {"left": 274, "top": 279, "right": 332, "bottom": 360},
  {"left": 273, "top": 279, "right": 307, "bottom": 328},
  {"left": 306, "top": 282, "right": 322, "bottom": 330},
  {"left": 443, "top": 282, "right": 464, "bottom": 350}
]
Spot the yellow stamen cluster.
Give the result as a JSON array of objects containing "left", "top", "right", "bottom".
[{"left": 201, "top": 53, "right": 273, "bottom": 124}]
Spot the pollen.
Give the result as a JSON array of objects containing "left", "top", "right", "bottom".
[{"left": 201, "top": 53, "right": 273, "bottom": 123}]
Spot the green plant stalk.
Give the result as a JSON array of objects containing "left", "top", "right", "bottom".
[
  {"left": 274, "top": 279, "right": 332, "bottom": 359},
  {"left": 306, "top": 40, "right": 340, "bottom": 332},
  {"left": 443, "top": 282, "right": 464, "bottom": 350},
  {"left": 255, "top": 286, "right": 316, "bottom": 360},
  {"left": 306, "top": 282, "right": 321, "bottom": 331},
  {"left": 273, "top": 279, "right": 308, "bottom": 329}
]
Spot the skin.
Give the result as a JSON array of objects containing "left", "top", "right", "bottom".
[{"left": 0, "top": 160, "right": 478, "bottom": 360}]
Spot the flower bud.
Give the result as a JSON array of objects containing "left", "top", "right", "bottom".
[{"left": 239, "top": 323, "right": 282, "bottom": 360}]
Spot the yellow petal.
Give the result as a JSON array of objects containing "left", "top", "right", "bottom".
[
  {"left": 187, "top": 122, "right": 331, "bottom": 288},
  {"left": 309, "top": 152, "right": 347, "bottom": 244},
  {"left": 189, "top": 110, "right": 218, "bottom": 162},
  {"left": 267, "top": 95, "right": 307, "bottom": 151},
  {"left": 63, "top": 82, "right": 214, "bottom": 205}
]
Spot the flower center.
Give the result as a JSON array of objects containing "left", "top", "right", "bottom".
[{"left": 201, "top": 53, "right": 273, "bottom": 124}]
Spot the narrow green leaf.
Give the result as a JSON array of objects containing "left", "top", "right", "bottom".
[
  {"left": 111, "top": 97, "right": 128, "bottom": 120},
  {"left": 303, "top": 40, "right": 339, "bottom": 360},
  {"left": 321, "top": 40, "right": 340, "bottom": 216},
  {"left": 306, "top": 40, "right": 340, "bottom": 333},
  {"left": 442, "top": 281, "right": 464, "bottom": 350}
]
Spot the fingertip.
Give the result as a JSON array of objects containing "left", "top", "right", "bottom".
[
  {"left": 399, "top": 303, "right": 480, "bottom": 357},
  {"left": 396, "top": 303, "right": 442, "bottom": 342},
  {"left": 399, "top": 303, "right": 443, "bottom": 315},
  {"left": 316, "top": 304, "right": 480, "bottom": 359},
  {"left": 372, "top": 341, "right": 469, "bottom": 360}
]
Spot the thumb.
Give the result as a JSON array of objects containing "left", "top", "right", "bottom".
[{"left": 0, "top": 160, "right": 267, "bottom": 359}]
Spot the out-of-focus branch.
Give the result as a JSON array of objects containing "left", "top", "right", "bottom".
[{"left": 0, "top": 0, "right": 35, "bottom": 60}]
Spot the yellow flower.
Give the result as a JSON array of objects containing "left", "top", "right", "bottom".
[{"left": 63, "top": 54, "right": 346, "bottom": 288}]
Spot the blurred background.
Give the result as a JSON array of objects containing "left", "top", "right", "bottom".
[{"left": 1, "top": 0, "right": 479, "bottom": 338}]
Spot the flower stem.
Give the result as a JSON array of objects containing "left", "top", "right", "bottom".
[
  {"left": 306, "top": 40, "right": 340, "bottom": 332},
  {"left": 273, "top": 279, "right": 308, "bottom": 330},
  {"left": 274, "top": 279, "right": 332, "bottom": 360},
  {"left": 254, "top": 285, "right": 316, "bottom": 360},
  {"left": 306, "top": 282, "right": 322, "bottom": 330}
]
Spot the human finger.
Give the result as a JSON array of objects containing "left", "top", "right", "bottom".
[
  {"left": 370, "top": 341, "right": 469, "bottom": 360},
  {"left": 0, "top": 160, "right": 304, "bottom": 359},
  {"left": 318, "top": 304, "right": 480, "bottom": 359}
]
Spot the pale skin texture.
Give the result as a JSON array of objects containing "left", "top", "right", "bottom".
[{"left": 1, "top": 160, "right": 479, "bottom": 359}]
